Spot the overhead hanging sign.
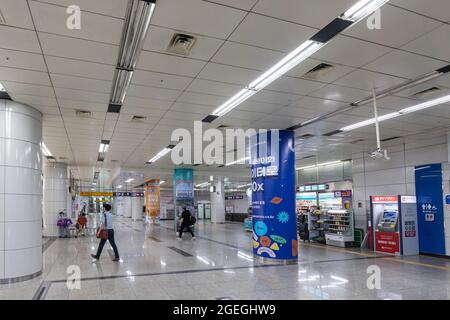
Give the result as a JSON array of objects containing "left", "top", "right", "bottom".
[{"left": 80, "top": 192, "right": 113, "bottom": 197}]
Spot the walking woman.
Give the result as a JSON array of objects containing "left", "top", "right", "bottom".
[{"left": 91, "top": 203, "right": 120, "bottom": 262}]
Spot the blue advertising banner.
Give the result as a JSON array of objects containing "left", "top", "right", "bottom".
[
  {"left": 173, "top": 168, "right": 194, "bottom": 231},
  {"left": 415, "top": 163, "right": 446, "bottom": 255},
  {"left": 250, "top": 130, "right": 297, "bottom": 260}
]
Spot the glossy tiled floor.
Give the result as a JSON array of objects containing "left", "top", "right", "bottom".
[{"left": 1, "top": 216, "right": 450, "bottom": 300}]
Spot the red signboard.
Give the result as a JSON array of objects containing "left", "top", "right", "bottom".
[
  {"left": 372, "top": 196, "right": 398, "bottom": 203},
  {"left": 375, "top": 231, "right": 400, "bottom": 254}
]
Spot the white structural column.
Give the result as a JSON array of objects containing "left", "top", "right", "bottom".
[
  {"left": 211, "top": 179, "right": 225, "bottom": 223},
  {"left": 124, "top": 197, "right": 132, "bottom": 218},
  {"left": 0, "top": 100, "right": 43, "bottom": 283},
  {"left": 132, "top": 197, "right": 143, "bottom": 221},
  {"left": 43, "top": 163, "right": 68, "bottom": 237}
]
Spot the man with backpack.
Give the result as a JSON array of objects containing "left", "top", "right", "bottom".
[{"left": 178, "top": 206, "right": 196, "bottom": 240}]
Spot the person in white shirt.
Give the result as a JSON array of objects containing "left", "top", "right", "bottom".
[{"left": 91, "top": 203, "right": 120, "bottom": 262}]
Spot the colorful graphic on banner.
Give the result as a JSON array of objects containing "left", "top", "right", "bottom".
[
  {"left": 251, "top": 130, "right": 297, "bottom": 260},
  {"left": 415, "top": 164, "right": 446, "bottom": 255},
  {"left": 145, "top": 179, "right": 161, "bottom": 225},
  {"left": 173, "top": 168, "right": 194, "bottom": 231}
]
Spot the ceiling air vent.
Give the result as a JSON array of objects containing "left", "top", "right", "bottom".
[
  {"left": 217, "top": 125, "right": 229, "bottom": 129},
  {"left": 349, "top": 139, "right": 365, "bottom": 144},
  {"left": 167, "top": 33, "right": 197, "bottom": 56},
  {"left": 76, "top": 110, "right": 92, "bottom": 118},
  {"left": 132, "top": 115, "right": 147, "bottom": 122},
  {"left": 411, "top": 86, "right": 441, "bottom": 99},
  {"left": 301, "top": 155, "right": 315, "bottom": 160},
  {"left": 303, "top": 63, "right": 334, "bottom": 80}
]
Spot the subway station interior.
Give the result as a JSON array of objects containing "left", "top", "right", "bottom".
[{"left": 1, "top": 0, "right": 450, "bottom": 301}]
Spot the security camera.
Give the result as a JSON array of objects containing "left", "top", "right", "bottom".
[{"left": 369, "top": 148, "right": 390, "bottom": 161}]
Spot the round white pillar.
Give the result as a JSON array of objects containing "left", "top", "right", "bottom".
[
  {"left": 211, "top": 179, "right": 225, "bottom": 223},
  {"left": 43, "top": 163, "right": 68, "bottom": 237},
  {"left": 0, "top": 99, "right": 43, "bottom": 283},
  {"left": 124, "top": 197, "right": 132, "bottom": 218}
]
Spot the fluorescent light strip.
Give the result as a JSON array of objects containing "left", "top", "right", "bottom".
[
  {"left": 209, "top": 0, "right": 391, "bottom": 119},
  {"left": 42, "top": 143, "right": 52, "bottom": 157},
  {"left": 342, "top": 0, "right": 389, "bottom": 21},
  {"left": 340, "top": 94, "right": 450, "bottom": 132},
  {"left": 211, "top": 41, "right": 323, "bottom": 117},
  {"left": 99, "top": 143, "right": 109, "bottom": 153},
  {"left": 248, "top": 40, "right": 323, "bottom": 90},
  {"left": 159, "top": 180, "right": 166, "bottom": 185},
  {"left": 297, "top": 160, "right": 342, "bottom": 171},
  {"left": 125, "top": 178, "right": 134, "bottom": 183},
  {"left": 147, "top": 147, "right": 172, "bottom": 164}
]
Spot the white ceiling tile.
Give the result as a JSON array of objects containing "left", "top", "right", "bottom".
[
  {"left": 170, "top": 102, "right": 216, "bottom": 115},
  {"left": 197, "top": 62, "right": 260, "bottom": 86},
  {"left": 250, "top": 90, "right": 301, "bottom": 105},
  {"left": 51, "top": 74, "right": 112, "bottom": 93},
  {"left": 230, "top": 13, "right": 316, "bottom": 52},
  {"left": 55, "top": 87, "right": 110, "bottom": 103},
  {"left": 186, "top": 79, "right": 242, "bottom": 96},
  {"left": 46, "top": 56, "right": 116, "bottom": 80},
  {"left": 253, "top": 0, "right": 356, "bottom": 29},
  {"left": 312, "top": 35, "right": 392, "bottom": 68},
  {"left": 37, "top": 0, "right": 128, "bottom": 18},
  {"left": 0, "top": 67, "right": 51, "bottom": 85},
  {"left": 151, "top": 0, "right": 246, "bottom": 39},
  {"left": 365, "top": 49, "right": 446, "bottom": 79},
  {"left": 334, "top": 69, "right": 406, "bottom": 91},
  {"left": 120, "top": 105, "right": 167, "bottom": 118},
  {"left": 178, "top": 91, "right": 227, "bottom": 106},
  {"left": 58, "top": 99, "right": 108, "bottom": 112},
  {"left": 127, "top": 85, "right": 181, "bottom": 101},
  {"left": 144, "top": 25, "right": 224, "bottom": 61},
  {"left": 237, "top": 101, "right": 283, "bottom": 114},
  {"left": 132, "top": 70, "right": 192, "bottom": 90},
  {"left": 10, "top": 93, "right": 58, "bottom": 107},
  {"left": 266, "top": 77, "right": 325, "bottom": 95},
  {"left": 204, "top": 0, "right": 258, "bottom": 11},
  {"left": 344, "top": 4, "right": 441, "bottom": 48},
  {"left": 390, "top": 0, "right": 450, "bottom": 22},
  {"left": 39, "top": 32, "right": 118, "bottom": 64},
  {"left": 0, "top": 25, "right": 41, "bottom": 53},
  {"left": 2, "top": 82, "right": 54, "bottom": 97},
  {"left": 288, "top": 95, "right": 348, "bottom": 115},
  {"left": 124, "top": 96, "right": 173, "bottom": 110},
  {"left": 401, "top": 24, "right": 450, "bottom": 62},
  {"left": 29, "top": 1, "right": 123, "bottom": 45},
  {"left": 212, "top": 41, "right": 282, "bottom": 71},
  {"left": 0, "top": 48, "right": 46, "bottom": 71},
  {"left": 309, "top": 84, "right": 370, "bottom": 103},
  {"left": 137, "top": 51, "right": 206, "bottom": 77},
  {"left": 0, "top": 0, "right": 34, "bottom": 29}
]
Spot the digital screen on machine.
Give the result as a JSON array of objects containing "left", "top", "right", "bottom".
[{"left": 383, "top": 212, "right": 397, "bottom": 220}]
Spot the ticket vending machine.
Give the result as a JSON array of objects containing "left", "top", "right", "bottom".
[{"left": 369, "top": 195, "right": 419, "bottom": 256}]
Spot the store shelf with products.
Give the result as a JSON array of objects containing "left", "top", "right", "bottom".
[
  {"left": 308, "top": 208, "right": 328, "bottom": 244},
  {"left": 325, "top": 209, "right": 354, "bottom": 247}
]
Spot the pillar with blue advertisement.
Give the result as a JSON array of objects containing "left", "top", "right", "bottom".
[
  {"left": 173, "top": 168, "right": 194, "bottom": 232},
  {"left": 250, "top": 130, "right": 297, "bottom": 261}
]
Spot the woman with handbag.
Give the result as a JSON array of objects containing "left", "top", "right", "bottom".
[{"left": 91, "top": 203, "right": 120, "bottom": 262}]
